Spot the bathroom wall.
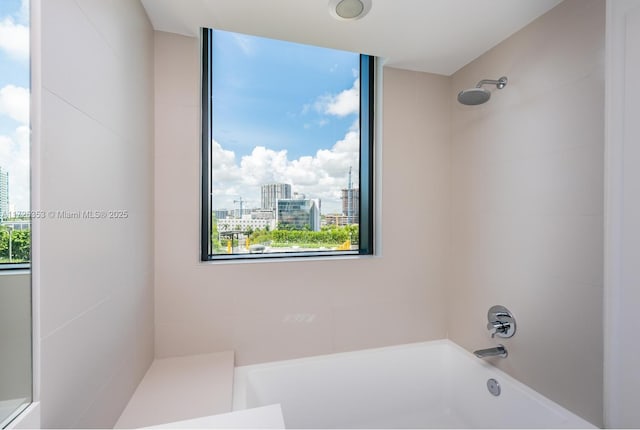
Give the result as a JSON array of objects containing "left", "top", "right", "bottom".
[
  {"left": 0, "top": 272, "right": 31, "bottom": 404},
  {"left": 153, "top": 32, "right": 451, "bottom": 365},
  {"left": 36, "top": 0, "right": 155, "bottom": 427},
  {"left": 604, "top": 1, "right": 640, "bottom": 427},
  {"left": 448, "top": 0, "right": 604, "bottom": 426}
]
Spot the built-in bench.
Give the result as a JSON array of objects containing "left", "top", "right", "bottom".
[
  {"left": 114, "top": 351, "right": 284, "bottom": 429},
  {"left": 115, "top": 351, "right": 229, "bottom": 428}
]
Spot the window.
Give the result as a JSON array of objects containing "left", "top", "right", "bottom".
[
  {"left": 201, "top": 28, "right": 374, "bottom": 260},
  {"left": 0, "top": 0, "right": 31, "bottom": 269}
]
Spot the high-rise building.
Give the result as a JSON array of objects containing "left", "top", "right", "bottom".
[
  {"left": 0, "top": 167, "right": 8, "bottom": 222},
  {"left": 251, "top": 209, "right": 275, "bottom": 220},
  {"left": 216, "top": 217, "right": 275, "bottom": 233},
  {"left": 324, "top": 214, "right": 350, "bottom": 227},
  {"left": 341, "top": 188, "right": 359, "bottom": 224},
  {"left": 261, "top": 183, "right": 291, "bottom": 210},
  {"left": 277, "top": 199, "right": 321, "bottom": 231},
  {"left": 213, "top": 209, "right": 230, "bottom": 220}
]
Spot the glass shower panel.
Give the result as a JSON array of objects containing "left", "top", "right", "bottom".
[{"left": 0, "top": 0, "right": 33, "bottom": 426}]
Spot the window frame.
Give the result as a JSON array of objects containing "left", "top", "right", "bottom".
[{"left": 200, "top": 28, "right": 374, "bottom": 261}]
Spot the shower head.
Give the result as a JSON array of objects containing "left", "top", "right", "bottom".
[
  {"left": 457, "top": 76, "right": 508, "bottom": 106},
  {"left": 457, "top": 88, "right": 491, "bottom": 105}
]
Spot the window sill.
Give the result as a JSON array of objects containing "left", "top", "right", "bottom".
[
  {"left": 0, "top": 264, "right": 31, "bottom": 273},
  {"left": 202, "top": 251, "right": 377, "bottom": 265}
]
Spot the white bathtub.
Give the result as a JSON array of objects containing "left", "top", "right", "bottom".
[{"left": 233, "top": 340, "right": 595, "bottom": 429}]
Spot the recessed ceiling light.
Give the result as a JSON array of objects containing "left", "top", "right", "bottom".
[{"left": 329, "top": 0, "right": 372, "bottom": 21}]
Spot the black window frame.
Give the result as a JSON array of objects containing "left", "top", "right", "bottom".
[{"left": 200, "top": 28, "right": 374, "bottom": 261}]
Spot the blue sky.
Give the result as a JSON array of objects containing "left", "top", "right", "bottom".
[
  {"left": 213, "top": 30, "right": 358, "bottom": 160},
  {"left": 211, "top": 30, "right": 361, "bottom": 213},
  {"left": 0, "top": 0, "right": 30, "bottom": 212}
]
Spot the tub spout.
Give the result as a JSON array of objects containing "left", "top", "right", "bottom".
[{"left": 474, "top": 344, "right": 508, "bottom": 359}]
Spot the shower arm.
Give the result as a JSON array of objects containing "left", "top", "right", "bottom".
[{"left": 475, "top": 76, "right": 508, "bottom": 89}]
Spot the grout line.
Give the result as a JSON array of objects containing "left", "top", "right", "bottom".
[
  {"left": 40, "top": 295, "right": 110, "bottom": 342},
  {"left": 41, "top": 87, "right": 131, "bottom": 144}
]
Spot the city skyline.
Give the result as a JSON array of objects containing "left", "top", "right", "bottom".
[{"left": 214, "top": 179, "right": 360, "bottom": 218}]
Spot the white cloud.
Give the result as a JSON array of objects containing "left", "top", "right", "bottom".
[
  {"left": 239, "top": 146, "right": 289, "bottom": 185},
  {"left": 0, "top": 137, "right": 11, "bottom": 164},
  {"left": 211, "top": 127, "right": 360, "bottom": 214},
  {"left": 0, "top": 85, "right": 29, "bottom": 124},
  {"left": 212, "top": 141, "right": 236, "bottom": 166},
  {"left": 314, "top": 78, "right": 359, "bottom": 117},
  {"left": 0, "top": 126, "right": 30, "bottom": 212},
  {"left": 0, "top": 17, "right": 29, "bottom": 60}
]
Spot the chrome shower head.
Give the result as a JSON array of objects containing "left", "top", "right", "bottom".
[
  {"left": 457, "top": 87, "right": 491, "bottom": 105},
  {"left": 457, "top": 76, "right": 508, "bottom": 106}
]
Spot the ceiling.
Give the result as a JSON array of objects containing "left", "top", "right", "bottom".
[{"left": 140, "top": 0, "right": 563, "bottom": 76}]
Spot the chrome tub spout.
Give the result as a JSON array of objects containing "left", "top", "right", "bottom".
[{"left": 473, "top": 344, "right": 508, "bottom": 359}]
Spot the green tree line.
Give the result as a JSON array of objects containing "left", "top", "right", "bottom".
[
  {"left": 251, "top": 224, "right": 358, "bottom": 248},
  {"left": 0, "top": 228, "right": 31, "bottom": 263}
]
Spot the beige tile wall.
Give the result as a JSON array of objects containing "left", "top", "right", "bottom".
[
  {"left": 37, "top": 0, "right": 155, "bottom": 427},
  {"left": 153, "top": 32, "right": 451, "bottom": 365},
  {"left": 448, "top": 0, "right": 604, "bottom": 426}
]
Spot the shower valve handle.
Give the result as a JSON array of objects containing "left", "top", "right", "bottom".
[
  {"left": 487, "top": 321, "right": 510, "bottom": 338},
  {"left": 486, "top": 305, "right": 516, "bottom": 339}
]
